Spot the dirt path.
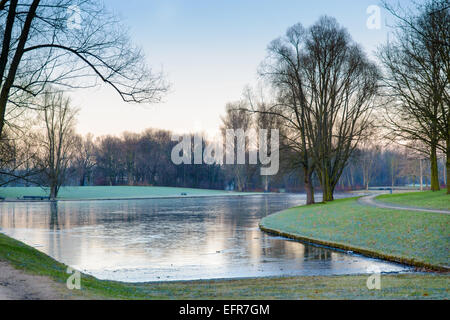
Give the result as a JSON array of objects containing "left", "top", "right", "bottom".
[
  {"left": 0, "top": 260, "right": 78, "bottom": 300},
  {"left": 358, "top": 195, "right": 450, "bottom": 215}
]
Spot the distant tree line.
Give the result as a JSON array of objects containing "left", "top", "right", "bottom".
[
  {"left": 0, "top": 0, "right": 448, "bottom": 201},
  {"left": 1, "top": 91, "right": 446, "bottom": 198}
]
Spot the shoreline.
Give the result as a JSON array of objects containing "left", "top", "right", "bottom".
[
  {"left": 1, "top": 191, "right": 448, "bottom": 299},
  {"left": 259, "top": 196, "right": 450, "bottom": 272},
  {"left": 259, "top": 224, "right": 449, "bottom": 272},
  {"left": 0, "top": 192, "right": 273, "bottom": 203},
  {"left": 0, "top": 231, "right": 448, "bottom": 299}
]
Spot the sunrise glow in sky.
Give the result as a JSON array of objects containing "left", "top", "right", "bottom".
[{"left": 72, "top": 0, "right": 395, "bottom": 138}]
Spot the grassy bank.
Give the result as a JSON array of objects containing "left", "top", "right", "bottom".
[
  {"left": 0, "top": 186, "right": 255, "bottom": 200},
  {"left": 260, "top": 198, "right": 450, "bottom": 270},
  {"left": 377, "top": 191, "right": 450, "bottom": 211},
  {"left": 0, "top": 233, "right": 448, "bottom": 299}
]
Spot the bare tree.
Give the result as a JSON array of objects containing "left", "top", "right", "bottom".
[
  {"left": 357, "top": 138, "right": 381, "bottom": 191},
  {"left": 141, "top": 129, "right": 172, "bottom": 185},
  {"left": 94, "top": 135, "right": 124, "bottom": 186},
  {"left": 33, "top": 90, "right": 77, "bottom": 199},
  {"left": 244, "top": 87, "right": 284, "bottom": 192},
  {"left": 259, "top": 17, "right": 379, "bottom": 202},
  {"left": 220, "top": 101, "right": 257, "bottom": 192},
  {"left": 257, "top": 24, "right": 316, "bottom": 204},
  {"left": 0, "top": 122, "right": 40, "bottom": 186},
  {"left": 379, "top": 0, "right": 449, "bottom": 192},
  {"left": 72, "top": 132, "right": 95, "bottom": 186},
  {"left": 0, "top": 130, "right": 18, "bottom": 183},
  {"left": 0, "top": 0, "right": 168, "bottom": 138},
  {"left": 389, "top": 152, "right": 400, "bottom": 189},
  {"left": 304, "top": 17, "right": 380, "bottom": 201}
]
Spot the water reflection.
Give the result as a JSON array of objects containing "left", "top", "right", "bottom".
[
  {"left": 50, "top": 202, "right": 59, "bottom": 230},
  {"left": 0, "top": 194, "right": 410, "bottom": 282}
]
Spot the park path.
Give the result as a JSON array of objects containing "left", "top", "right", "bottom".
[
  {"left": 0, "top": 260, "right": 78, "bottom": 300},
  {"left": 358, "top": 194, "right": 450, "bottom": 215}
]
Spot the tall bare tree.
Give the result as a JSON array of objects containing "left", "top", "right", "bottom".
[
  {"left": 0, "top": 0, "right": 168, "bottom": 138},
  {"left": 220, "top": 101, "right": 257, "bottom": 192},
  {"left": 259, "top": 17, "right": 379, "bottom": 202},
  {"left": 244, "top": 87, "right": 284, "bottom": 192},
  {"left": 34, "top": 90, "right": 77, "bottom": 199},
  {"left": 305, "top": 18, "right": 380, "bottom": 201},
  {"left": 357, "top": 138, "right": 381, "bottom": 191},
  {"left": 257, "top": 25, "right": 316, "bottom": 204},
  {"left": 379, "top": 0, "right": 449, "bottom": 192}
]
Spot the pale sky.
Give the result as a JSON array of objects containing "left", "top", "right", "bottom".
[{"left": 72, "top": 0, "right": 398, "bottom": 138}]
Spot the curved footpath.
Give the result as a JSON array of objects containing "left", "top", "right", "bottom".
[
  {"left": 358, "top": 194, "right": 450, "bottom": 215},
  {"left": 259, "top": 195, "right": 450, "bottom": 272}
]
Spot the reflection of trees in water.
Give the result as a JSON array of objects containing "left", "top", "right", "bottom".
[
  {"left": 0, "top": 203, "right": 16, "bottom": 228},
  {"left": 49, "top": 201, "right": 59, "bottom": 230},
  {"left": 206, "top": 196, "right": 311, "bottom": 263},
  {"left": 217, "top": 196, "right": 298, "bottom": 231},
  {"left": 48, "top": 201, "right": 145, "bottom": 229},
  {"left": 303, "top": 244, "right": 332, "bottom": 260},
  {"left": 4, "top": 195, "right": 353, "bottom": 278},
  {"left": 260, "top": 237, "right": 305, "bottom": 260},
  {"left": 261, "top": 237, "right": 334, "bottom": 263},
  {"left": 48, "top": 201, "right": 63, "bottom": 260}
]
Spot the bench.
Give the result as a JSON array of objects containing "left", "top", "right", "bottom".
[{"left": 22, "top": 196, "right": 51, "bottom": 201}]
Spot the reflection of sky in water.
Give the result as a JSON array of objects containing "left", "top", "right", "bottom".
[{"left": 0, "top": 194, "right": 411, "bottom": 282}]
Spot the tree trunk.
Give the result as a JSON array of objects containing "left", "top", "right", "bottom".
[
  {"left": 263, "top": 176, "right": 269, "bottom": 192},
  {"left": 391, "top": 157, "right": 395, "bottom": 190},
  {"left": 420, "top": 159, "right": 423, "bottom": 191},
  {"left": 50, "top": 183, "right": 58, "bottom": 200},
  {"left": 0, "top": 0, "right": 39, "bottom": 139},
  {"left": 320, "top": 166, "right": 334, "bottom": 202},
  {"left": 79, "top": 174, "right": 85, "bottom": 187},
  {"left": 304, "top": 167, "right": 315, "bottom": 205},
  {"left": 430, "top": 144, "right": 440, "bottom": 191},
  {"left": 446, "top": 138, "right": 450, "bottom": 194},
  {"left": 446, "top": 156, "right": 450, "bottom": 194},
  {"left": 322, "top": 184, "right": 334, "bottom": 202}
]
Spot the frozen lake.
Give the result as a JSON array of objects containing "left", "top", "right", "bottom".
[{"left": 0, "top": 194, "right": 410, "bottom": 282}]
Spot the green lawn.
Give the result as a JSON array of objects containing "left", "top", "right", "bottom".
[
  {"left": 0, "top": 232, "right": 448, "bottom": 299},
  {"left": 260, "top": 198, "right": 450, "bottom": 270},
  {"left": 377, "top": 191, "right": 450, "bottom": 211},
  {"left": 0, "top": 186, "right": 254, "bottom": 200}
]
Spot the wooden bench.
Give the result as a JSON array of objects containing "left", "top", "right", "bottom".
[{"left": 23, "top": 196, "right": 51, "bottom": 201}]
